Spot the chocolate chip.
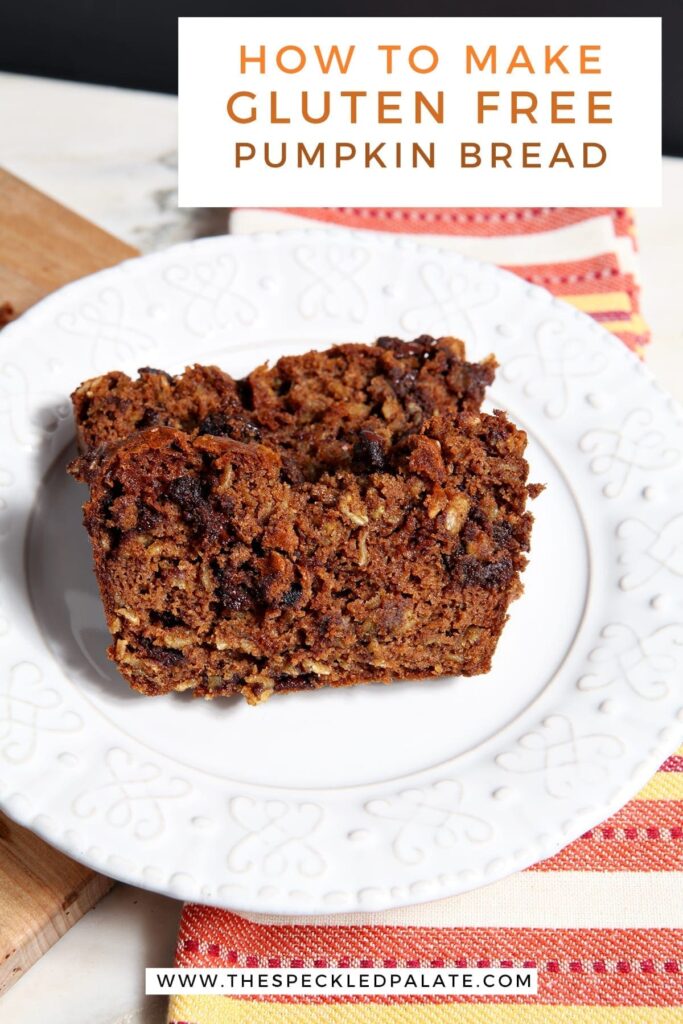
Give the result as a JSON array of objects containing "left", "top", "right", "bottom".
[
  {"left": 136, "top": 502, "right": 160, "bottom": 531},
  {"left": 273, "top": 673, "right": 316, "bottom": 691},
  {"left": 352, "top": 429, "right": 387, "bottom": 473},
  {"left": 492, "top": 521, "right": 513, "bottom": 546},
  {"left": 137, "top": 635, "right": 184, "bottom": 666},
  {"left": 448, "top": 362, "right": 496, "bottom": 408},
  {"left": 377, "top": 335, "right": 437, "bottom": 359},
  {"left": 217, "top": 583, "right": 254, "bottom": 611},
  {"left": 198, "top": 412, "right": 261, "bottom": 442},
  {"left": 149, "top": 609, "right": 185, "bottom": 628},
  {"left": 100, "top": 480, "right": 123, "bottom": 522},
  {"left": 213, "top": 565, "right": 256, "bottom": 611},
  {"left": 279, "top": 581, "right": 303, "bottom": 608},
  {"left": 236, "top": 377, "right": 254, "bottom": 411},
  {"left": 388, "top": 364, "right": 418, "bottom": 402},
  {"left": 198, "top": 412, "right": 232, "bottom": 437},
  {"left": 239, "top": 421, "right": 262, "bottom": 441},
  {"left": 166, "top": 475, "right": 209, "bottom": 533},
  {"left": 456, "top": 556, "right": 515, "bottom": 590},
  {"left": 136, "top": 407, "right": 161, "bottom": 429}
]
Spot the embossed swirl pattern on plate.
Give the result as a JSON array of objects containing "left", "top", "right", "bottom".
[{"left": 0, "top": 230, "right": 681, "bottom": 913}]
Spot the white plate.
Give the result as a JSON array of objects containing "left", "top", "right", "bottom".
[{"left": 1, "top": 229, "right": 682, "bottom": 914}]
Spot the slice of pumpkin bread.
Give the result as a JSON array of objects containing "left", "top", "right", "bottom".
[{"left": 69, "top": 337, "right": 538, "bottom": 704}]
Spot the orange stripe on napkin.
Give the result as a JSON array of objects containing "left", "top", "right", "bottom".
[
  {"left": 276, "top": 207, "right": 635, "bottom": 239},
  {"left": 530, "top": 802, "right": 683, "bottom": 873},
  {"left": 172, "top": 920, "right": 683, "bottom": 1009}
]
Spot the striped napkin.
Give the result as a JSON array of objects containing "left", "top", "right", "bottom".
[{"left": 168, "top": 209, "right": 683, "bottom": 1024}]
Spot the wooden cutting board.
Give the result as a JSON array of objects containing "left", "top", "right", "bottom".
[{"left": 0, "top": 168, "right": 138, "bottom": 996}]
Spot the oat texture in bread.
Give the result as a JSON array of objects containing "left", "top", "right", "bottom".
[{"left": 70, "top": 337, "right": 539, "bottom": 704}]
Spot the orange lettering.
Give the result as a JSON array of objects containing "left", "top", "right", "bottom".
[
  {"left": 588, "top": 91, "right": 612, "bottom": 123},
  {"left": 466, "top": 45, "right": 496, "bottom": 73},
  {"left": 227, "top": 92, "right": 256, "bottom": 123}
]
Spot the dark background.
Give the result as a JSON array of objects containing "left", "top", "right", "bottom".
[{"left": 1, "top": 2, "right": 680, "bottom": 155}]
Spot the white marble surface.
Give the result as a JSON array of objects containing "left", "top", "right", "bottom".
[
  {"left": 2, "top": 886, "right": 179, "bottom": 1024},
  {"left": 0, "top": 71, "right": 682, "bottom": 1024},
  {"left": 0, "top": 72, "right": 227, "bottom": 251}
]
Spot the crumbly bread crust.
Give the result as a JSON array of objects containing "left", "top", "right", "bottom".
[
  {"left": 70, "top": 337, "right": 538, "bottom": 704},
  {"left": 71, "top": 336, "right": 494, "bottom": 476}
]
